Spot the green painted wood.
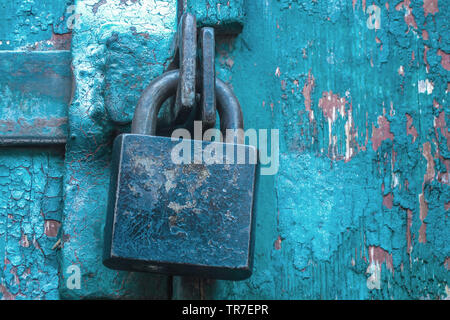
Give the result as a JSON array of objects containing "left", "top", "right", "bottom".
[
  {"left": 58, "top": 0, "right": 177, "bottom": 299},
  {"left": 173, "top": 0, "right": 449, "bottom": 299},
  {"left": 0, "top": 0, "right": 447, "bottom": 300},
  {"left": 0, "top": 0, "right": 72, "bottom": 51},
  {"left": 0, "top": 148, "right": 65, "bottom": 299},
  {"left": 0, "top": 51, "right": 70, "bottom": 144},
  {"left": 187, "top": 0, "right": 245, "bottom": 34},
  {"left": 0, "top": 0, "right": 72, "bottom": 300}
]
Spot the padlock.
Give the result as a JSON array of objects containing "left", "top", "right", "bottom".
[{"left": 103, "top": 69, "right": 257, "bottom": 280}]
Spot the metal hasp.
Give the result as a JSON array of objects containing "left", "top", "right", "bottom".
[
  {"left": 103, "top": 70, "right": 257, "bottom": 280},
  {"left": 165, "top": 12, "right": 218, "bottom": 131},
  {"left": 199, "top": 27, "right": 216, "bottom": 130},
  {"left": 170, "top": 13, "right": 197, "bottom": 126}
]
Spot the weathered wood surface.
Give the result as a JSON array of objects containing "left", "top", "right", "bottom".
[
  {"left": 0, "top": 0, "right": 448, "bottom": 300},
  {"left": 0, "top": 148, "right": 64, "bottom": 299},
  {"left": 0, "top": 0, "right": 70, "bottom": 300},
  {"left": 58, "top": 0, "right": 177, "bottom": 299},
  {"left": 175, "top": 0, "right": 449, "bottom": 299},
  {"left": 0, "top": 51, "right": 70, "bottom": 145}
]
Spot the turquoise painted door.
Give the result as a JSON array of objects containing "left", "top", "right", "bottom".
[{"left": 0, "top": 0, "right": 448, "bottom": 299}]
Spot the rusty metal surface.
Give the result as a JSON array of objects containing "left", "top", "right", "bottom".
[
  {"left": 199, "top": 27, "right": 217, "bottom": 130},
  {"left": 172, "top": 13, "right": 198, "bottom": 124},
  {"left": 103, "top": 133, "right": 257, "bottom": 280},
  {"left": 106, "top": 60, "right": 255, "bottom": 280}
]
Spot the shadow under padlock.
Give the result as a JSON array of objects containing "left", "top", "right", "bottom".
[{"left": 103, "top": 68, "right": 258, "bottom": 280}]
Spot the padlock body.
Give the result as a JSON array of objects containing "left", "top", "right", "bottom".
[{"left": 103, "top": 134, "right": 257, "bottom": 280}]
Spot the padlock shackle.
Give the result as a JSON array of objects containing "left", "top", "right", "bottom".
[
  {"left": 131, "top": 70, "right": 244, "bottom": 143},
  {"left": 131, "top": 70, "right": 179, "bottom": 136},
  {"left": 215, "top": 76, "right": 244, "bottom": 144}
]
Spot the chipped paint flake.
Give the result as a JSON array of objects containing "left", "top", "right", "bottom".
[
  {"left": 406, "top": 114, "right": 418, "bottom": 143},
  {"left": 302, "top": 70, "right": 315, "bottom": 121},
  {"left": 423, "top": 0, "right": 439, "bottom": 16},
  {"left": 437, "top": 49, "right": 450, "bottom": 71},
  {"left": 371, "top": 116, "right": 394, "bottom": 151}
]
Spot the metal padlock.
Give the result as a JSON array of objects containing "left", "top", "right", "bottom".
[{"left": 103, "top": 69, "right": 257, "bottom": 280}]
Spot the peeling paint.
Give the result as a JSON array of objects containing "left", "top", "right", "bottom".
[
  {"left": 371, "top": 116, "right": 394, "bottom": 151},
  {"left": 199, "top": 0, "right": 450, "bottom": 300},
  {"left": 395, "top": 0, "right": 418, "bottom": 30},
  {"left": 59, "top": 0, "right": 176, "bottom": 299},
  {"left": 437, "top": 49, "right": 450, "bottom": 71},
  {"left": 406, "top": 114, "right": 418, "bottom": 143},
  {"left": 423, "top": 0, "right": 439, "bottom": 17},
  {"left": 302, "top": 70, "right": 315, "bottom": 121},
  {"left": 0, "top": 0, "right": 447, "bottom": 300}
]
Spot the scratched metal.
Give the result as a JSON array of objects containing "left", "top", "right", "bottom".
[
  {"left": 199, "top": 27, "right": 217, "bottom": 130},
  {"left": 104, "top": 134, "right": 257, "bottom": 280},
  {"left": 171, "top": 13, "right": 197, "bottom": 126}
]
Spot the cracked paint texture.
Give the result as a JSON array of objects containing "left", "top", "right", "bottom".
[
  {"left": 59, "top": 0, "right": 176, "bottom": 299},
  {"left": 187, "top": 0, "right": 245, "bottom": 34},
  {"left": 175, "top": 0, "right": 449, "bottom": 299},
  {"left": 0, "top": 0, "right": 71, "bottom": 300},
  {"left": 0, "top": 149, "right": 65, "bottom": 299},
  {"left": 0, "top": 0, "right": 73, "bottom": 50}
]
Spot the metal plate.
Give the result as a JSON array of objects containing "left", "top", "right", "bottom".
[{"left": 199, "top": 27, "right": 217, "bottom": 129}]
